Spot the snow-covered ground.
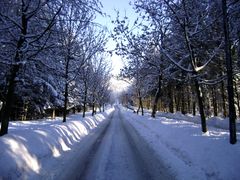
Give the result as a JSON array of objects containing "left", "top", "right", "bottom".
[
  {"left": 157, "top": 111, "right": 240, "bottom": 131},
  {"left": 0, "top": 107, "right": 114, "bottom": 179},
  {"left": 0, "top": 105, "right": 240, "bottom": 180},
  {"left": 122, "top": 106, "right": 240, "bottom": 180},
  {"left": 79, "top": 105, "right": 174, "bottom": 180}
]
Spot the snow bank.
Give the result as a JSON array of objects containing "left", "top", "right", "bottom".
[
  {"left": 157, "top": 111, "right": 240, "bottom": 131},
  {"left": 0, "top": 107, "right": 114, "bottom": 179},
  {"left": 122, "top": 107, "right": 240, "bottom": 180}
]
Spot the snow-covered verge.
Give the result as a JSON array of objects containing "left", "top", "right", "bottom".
[
  {"left": 157, "top": 111, "right": 240, "bottom": 131},
  {"left": 122, "top": 107, "right": 240, "bottom": 180},
  {"left": 0, "top": 107, "right": 114, "bottom": 179}
]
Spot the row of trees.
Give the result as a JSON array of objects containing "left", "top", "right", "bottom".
[
  {"left": 0, "top": 0, "right": 111, "bottom": 135},
  {"left": 113, "top": 0, "right": 240, "bottom": 144}
]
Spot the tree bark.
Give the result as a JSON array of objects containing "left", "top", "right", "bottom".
[
  {"left": 175, "top": 86, "right": 180, "bottom": 112},
  {"left": 212, "top": 87, "right": 218, "bottom": 116},
  {"left": 181, "top": 86, "right": 186, "bottom": 115},
  {"left": 234, "top": 81, "right": 240, "bottom": 117},
  {"left": 238, "top": 32, "right": 240, "bottom": 67},
  {"left": 83, "top": 81, "right": 87, "bottom": 118},
  {"left": 195, "top": 80, "right": 207, "bottom": 133},
  {"left": 221, "top": 81, "right": 227, "bottom": 117},
  {"left": 187, "top": 86, "right": 191, "bottom": 113},
  {"left": 140, "top": 96, "right": 144, "bottom": 116},
  {"left": 136, "top": 90, "right": 144, "bottom": 116},
  {"left": 52, "top": 109, "right": 55, "bottom": 119},
  {"left": 151, "top": 74, "right": 162, "bottom": 118},
  {"left": 63, "top": 52, "right": 70, "bottom": 123},
  {"left": 92, "top": 102, "right": 95, "bottom": 116},
  {"left": 0, "top": 5, "right": 28, "bottom": 135},
  {"left": 136, "top": 103, "right": 140, "bottom": 114},
  {"left": 222, "top": 0, "right": 237, "bottom": 144},
  {"left": 21, "top": 102, "right": 28, "bottom": 121},
  {"left": 63, "top": 81, "right": 68, "bottom": 122},
  {"left": 192, "top": 100, "right": 196, "bottom": 116},
  {"left": 0, "top": 66, "right": 19, "bottom": 135},
  {"left": 168, "top": 85, "right": 174, "bottom": 113}
]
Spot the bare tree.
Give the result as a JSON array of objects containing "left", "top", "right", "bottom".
[
  {"left": 222, "top": 0, "right": 237, "bottom": 144},
  {"left": 55, "top": 0, "right": 102, "bottom": 122},
  {"left": 0, "top": 0, "right": 61, "bottom": 135}
]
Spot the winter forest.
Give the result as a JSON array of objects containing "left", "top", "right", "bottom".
[
  {"left": 0, "top": 0, "right": 240, "bottom": 144},
  {"left": 0, "top": 0, "right": 240, "bottom": 179},
  {"left": 0, "top": 0, "right": 112, "bottom": 135},
  {"left": 113, "top": 0, "right": 240, "bottom": 144}
]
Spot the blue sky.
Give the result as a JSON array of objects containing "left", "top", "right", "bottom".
[
  {"left": 94, "top": 0, "right": 138, "bottom": 75},
  {"left": 96, "top": 0, "right": 137, "bottom": 29}
]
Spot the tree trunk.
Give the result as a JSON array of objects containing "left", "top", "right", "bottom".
[
  {"left": 83, "top": 82, "right": 87, "bottom": 118},
  {"left": 168, "top": 85, "right": 174, "bottom": 113},
  {"left": 21, "top": 102, "right": 28, "bottom": 121},
  {"left": 92, "top": 102, "right": 95, "bottom": 116},
  {"left": 195, "top": 80, "right": 207, "bottom": 133},
  {"left": 187, "top": 86, "right": 191, "bottom": 113},
  {"left": 234, "top": 81, "right": 240, "bottom": 117},
  {"left": 0, "top": 66, "right": 19, "bottom": 135},
  {"left": 63, "top": 54, "right": 70, "bottom": 123},
  {"left": 139, "top": 96, "right": 144, "bottom": 116},
  {"left": 212, "top": 87, "right": 218, "bottom": 116},
  {"left": 222, "top": 0, "right": 237, "bottom": 144},
  {"left": 0, "top": 7, "right": 28, "bottom": 135},
  {"left": 221, "top": 81, "right": 227, "bottom": 117},
  {"left": 136, "top": 90, "right": 144, "bottom": 115},
  {"left": 63, "top": 81, "right": 68, "bottom": 122},
  {"left": 151, "top": 74, "right": 162, "bottom": 118},
  {"left": 238, "top": 31, "right": 240, "bottom": 67},
  {"left": 181, "top": 86, "right": 186, "bottom": 115},
  {"left": 52, "top": 109, "right": 55, "bottom": 119},
  {"left": 175, "top": 88, "right": 180, "bottom": 112},
  {"left": 83, "top": 101, "right": 86, "bottom": 117},
  {"left": 148, "top": 96, "right": 151, "bottom": 110},
  {"left": 192, "top": 100, "right": 196, "bottom": 116},
  {"left": 136, "top": 100, "right": 140, "bottom": 114}
]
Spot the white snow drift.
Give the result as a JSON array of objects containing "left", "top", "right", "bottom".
[
  {"left": 0, "top": 108, "right": 114, "bottom": 179},
  {"left": 0, "top": 105, "right": 240, "bottom": 180}
]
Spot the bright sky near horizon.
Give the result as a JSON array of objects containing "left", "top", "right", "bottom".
[{"left": 94, "top": 0, "right": 138, "bottom": 76}]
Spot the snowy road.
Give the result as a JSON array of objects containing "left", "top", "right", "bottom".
[
  {"left": 72, "top": 106, "right": 173, "bottom": 180},
  {"left": 1, "top": 106, "right": 239, "bottom": 179}
]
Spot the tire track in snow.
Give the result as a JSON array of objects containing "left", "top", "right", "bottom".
[
  {"left": 79, "top": 106, "right": 154, "bottom": 180},
  {"left": 121, "top": 110, "right": 176, "bottom": 180}
]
